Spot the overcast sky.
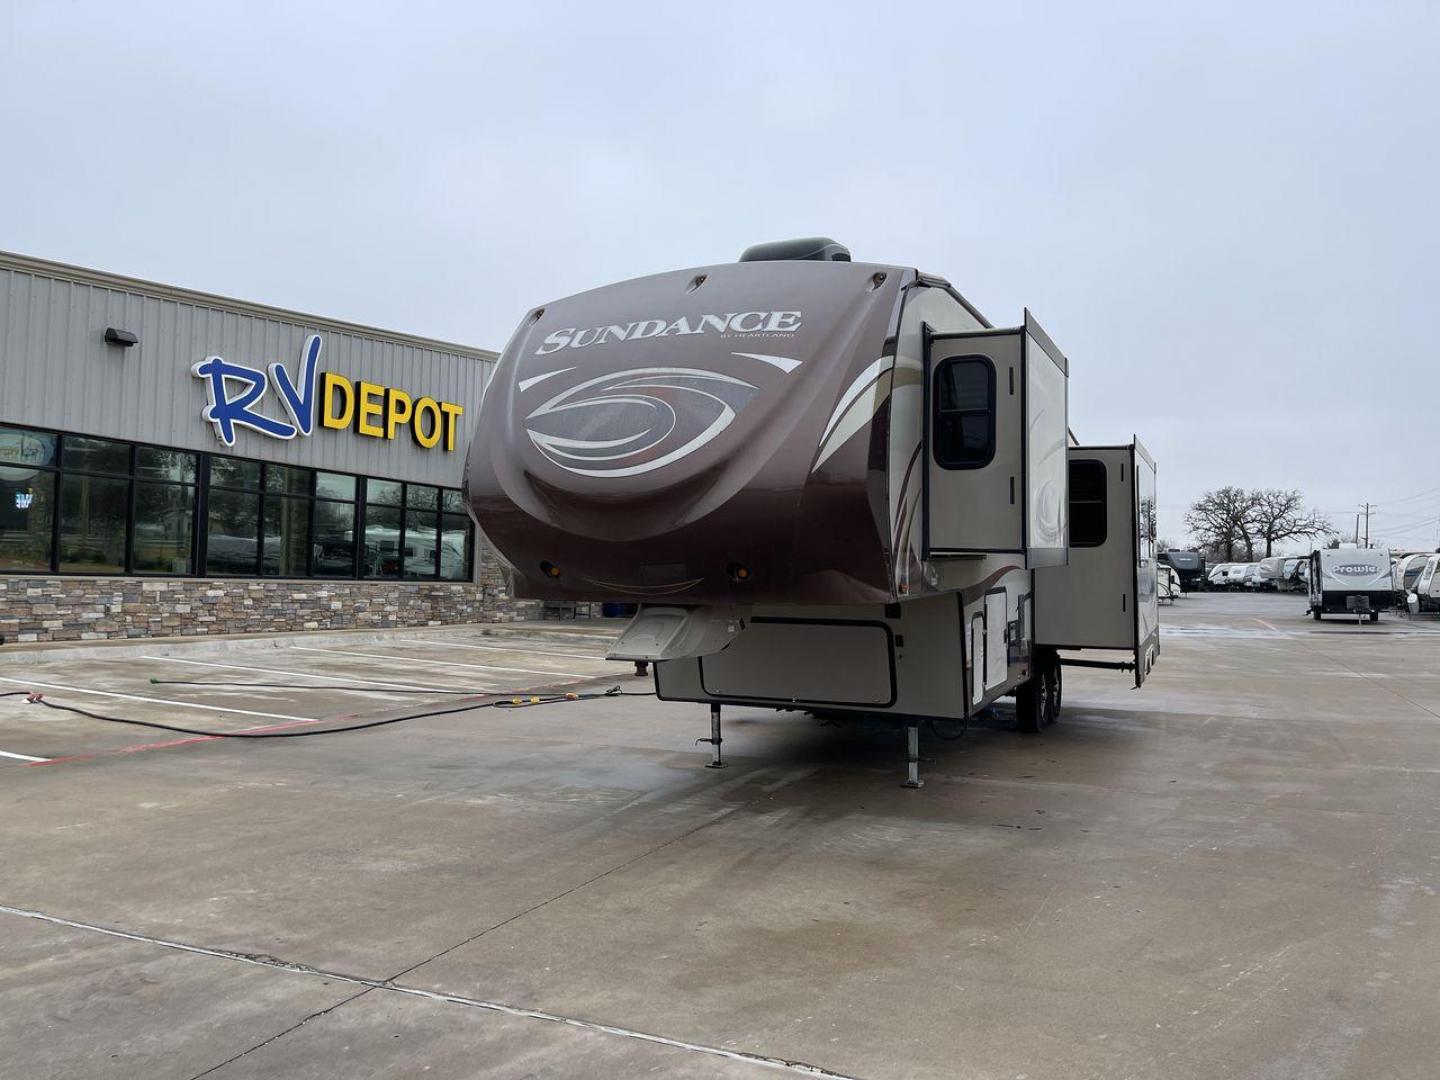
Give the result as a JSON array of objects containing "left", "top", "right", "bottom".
[{"left": 3, "top": 1, "right": 1437, "bottom": 551}]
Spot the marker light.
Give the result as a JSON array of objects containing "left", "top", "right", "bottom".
[{"left": 539, "top": 561, "right": 561, "bottom": 578}]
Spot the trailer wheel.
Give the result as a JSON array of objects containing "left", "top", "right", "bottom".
[
  {"left": 1312, "top": 609, "right": 1322, "bottom": 621},
  {"left": 1044, "top": 656, "right": 1063, "bottom": 725},
  {"left": 1368, "top": 612, "right": 1379, "bottom": 623},
  {"left": 1017, "top": 650, "right": 1058, "bottom": 734},
  {"left": 1015, "top": 671, "right": 1045, "bottom": 733}
]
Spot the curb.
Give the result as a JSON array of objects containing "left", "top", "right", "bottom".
[{"left": 0, "top": 621, "right": 624, "bottom": 666}]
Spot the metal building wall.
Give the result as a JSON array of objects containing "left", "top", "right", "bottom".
[{"left": 0, "top": 252, "right": 495, "bottom": 487}]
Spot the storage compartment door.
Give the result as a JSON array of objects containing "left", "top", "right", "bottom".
[
  {"left": 984, "top": 591, "right": 1008, "bottom": 688},
  {"left": 969, "top": 613, "right": 985, "bottom": 706},
  {"left": 699, "top": 618, "right": 896, "bottom": 706}
]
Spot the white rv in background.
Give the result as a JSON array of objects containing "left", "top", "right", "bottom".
[
  {"left": 1393, "top": 553, "right": 1432, "bottom": 596},
  {"left": 1407, "top": 555, "right": 1440, "bottom": 615},
  {"left": 1308, "top": 546, "right": 1393, "bottom": 621},
  {"left": 1158, "top": 563, "right": 1181, "bottom": 602}
]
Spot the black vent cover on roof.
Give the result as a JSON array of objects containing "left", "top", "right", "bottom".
[{"left": 739, "top": 237, "right": 851, "bottom": 263}]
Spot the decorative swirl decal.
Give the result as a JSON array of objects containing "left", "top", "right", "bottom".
[{"left": 523, "top": 367, "right": 760, "bottom": 478}]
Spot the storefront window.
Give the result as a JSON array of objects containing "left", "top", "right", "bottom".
[
  {"left": 263, "top": 494, "right": 310, "bottom": 576},
  {"left": 210, "top": 457, "right": 261, "bottom": 490},
  {"left": 363, "top": 505, "right": 403, "bottom": 578},
  {"left": 0, "top": 426, "right": 473, "bottom": 583},
  {"left": 59, "top": 474, "right": 128, "bottom": 572},
  {"left": 134, "top": 482, "right": 195, "bottom": 573},
  {"left": 313, "top": 499, "right": 356, "bottom": 577},
  {"left": 403, "top": 510, "right": 440, "bottom": 579},
  {"left": 136, "top": 447, "right": 197, "bottom": 484},
  {"left": 0, "top": 467, "right": 55, "bottom": 571},
  {"left": 206, "top": 487, "right": 260, "bottom": 575},
  {"left": 367, "top": 479, "right": 403, "bottom": 507},
  {"left": 315, "top": 472, "right": 356, "bottom": 501},
  {"left": 63, "top": 436, "right": 130, "bottom": 476},
  {"left": 439, "top": 513, "right": 472, "bottom": 581},
  {"left": 406, "top": 484, "right": 440, "bottom": 511},
  {"left": 265, "top": 465, "right": 312, "bottom": 496},
  {"left": 0, "top": 426, "right": 58, "bottom": 471}
]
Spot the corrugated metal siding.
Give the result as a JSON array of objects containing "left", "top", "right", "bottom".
[{"left": 0, "top": 260, "right": 494, "bottom": 488}]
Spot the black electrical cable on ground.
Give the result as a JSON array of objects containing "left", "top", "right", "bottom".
[
  {"left": 16, "top": 685, "right": 656, "bottom": 740},
  {"left": 149, "top": 678, "right": 519, "bottom": 696}
]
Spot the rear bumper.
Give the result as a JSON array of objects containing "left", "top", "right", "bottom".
[{"left": 1317, "top": 591, "right": 1394, "bottom": 614}]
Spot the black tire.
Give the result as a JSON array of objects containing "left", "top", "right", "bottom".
[
  {"left": 1312, "top": 609, "right": 1322, "bottom": 621},
  {"left": 1368, "top": 612, "right": 1379, "bottom": 623},
  {"left": 1016, "top": 669, "right": 1046, "bottom": 733},
  {"left": 1045, "top": 657, "right": 1063, "bottom": 725},
  {"left": 1017, "top": 649, "right": 1058, "bottom": 734}
]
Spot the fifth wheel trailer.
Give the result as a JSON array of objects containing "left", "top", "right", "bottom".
[{"left": 465, "top": 238, "right": 1160, "bottom": 785}]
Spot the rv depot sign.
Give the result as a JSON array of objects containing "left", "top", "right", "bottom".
[{"left": 192, "top": 335, "right": 464, "bottom": 451}]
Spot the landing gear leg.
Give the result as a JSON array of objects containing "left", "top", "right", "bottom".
[
  {"left": 700, "top": 704, "right": 727, "bottom": 769},
  {"left": 903, "top": 723, "right": 924, "bottom": 789}
]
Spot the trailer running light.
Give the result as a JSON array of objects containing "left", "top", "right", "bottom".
[
  {"left": 540, "top": 561, "right": 561, "bottom": 578},
  {"left": 727, "top": 562, "right": 751, "bottom": 582}
]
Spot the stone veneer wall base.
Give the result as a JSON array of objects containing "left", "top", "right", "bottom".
[{"left": 0, "top": 555, "right": 533, "bottom": 643}]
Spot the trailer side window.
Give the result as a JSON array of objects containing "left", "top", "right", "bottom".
[
  {"left": 1069, "top": 459, "right": 1107, "bottom": 547},
  {"left": 933, "top": 357, "right": 995, "bottom": 469}
]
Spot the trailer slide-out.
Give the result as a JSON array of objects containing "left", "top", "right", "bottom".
[{"left": 466, "top": 237, "right": 1160, "bottom": 785}]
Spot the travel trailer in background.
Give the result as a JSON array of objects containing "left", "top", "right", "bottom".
[
  {"left": 1393, "top": 552, "right": 1432, "bottom": 597},
  {"left": 466, "top": 238, "right": 1160, "bottom": 784},
  {"left": 1158, "top": 563, "right": 1181, "bottom": 603},
  {"left": 1258, "top": 556, "right": 1288, "bottom": 590},
  {"left": 1309, "top": 546, "right": 1393, "bottom": 621},
  {"left": 1405, "top": 555, "right": 1440, "bottom": 615},
  {"left": 1276, "top": 556, "right": 1306, "bottom": 592},
  {"left": 1159, "top": 550, "right": 1205, "bottom": 591}
]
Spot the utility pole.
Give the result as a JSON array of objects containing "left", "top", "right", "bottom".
[{"left": 1359, "top": 502, "right": 1373, "bottom": 548}]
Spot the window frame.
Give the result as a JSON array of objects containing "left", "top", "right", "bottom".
[{"left": 931, "top": 355, "right": 997, "bottom": 471}]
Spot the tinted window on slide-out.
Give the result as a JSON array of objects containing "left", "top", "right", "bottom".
[
  {"left": 933, "top": 357, "right": 995, "bottom": 469},
  {"left": 1069, "top": 459, "right": 1107, "bottom": 547}
]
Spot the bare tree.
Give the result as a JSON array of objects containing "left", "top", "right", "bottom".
[
  {"left": 1185, "top": 487, "right": 1258, "bottom": 561},
  {"left": 1249, "top": 489, "right": 1331, "bottom": 557}
]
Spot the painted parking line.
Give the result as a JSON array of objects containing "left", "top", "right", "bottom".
[
  {"left": 0, "top": 676, "right": 317, "bottom": 723},
  {"left": 288, "top": 645, "right": 595, "bottom": 680},
  {"left": 140, "top": 655, "right": 488, "bottom": 695},
  {"left": 0, "top": 748, "right": 49, "bottom": 763},
  {"left": 396, "top": 638, "right": 610, "bottom": 662}
]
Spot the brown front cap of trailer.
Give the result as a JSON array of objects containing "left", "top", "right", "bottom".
[{"left": 465, "top": 256, "right": 907, "bottom": 605}]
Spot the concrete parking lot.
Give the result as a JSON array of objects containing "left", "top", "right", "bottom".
[{"left": 2, "top": 598, "right": 1439, "bottom": 1079}]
